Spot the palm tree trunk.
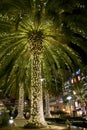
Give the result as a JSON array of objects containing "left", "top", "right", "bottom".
[
  {"left": 45, "top": 92, "right": 51, "bottom": 118},
  {"left": 28, "top": 53, "right": 47, "bottom": 127},
  {"left": 16, "top": 82, "right": 24, "bottom": 119}
]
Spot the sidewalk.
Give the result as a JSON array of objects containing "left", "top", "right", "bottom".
[
  {"left": 47, "top": 124, "right": 67, "bottom": 129},
  {"left": 5, "top": 118, "right": 87, "bottom": 130},
  {"left": 13, "top": 119, "right": 67, "bottom": 129},
  {"left": 47, "top": 124, "right": 87, "bottom": 130}
]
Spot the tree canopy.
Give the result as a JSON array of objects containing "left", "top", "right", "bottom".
[{"left": 0, "top": 0, "right": 87, "bottom": 96}]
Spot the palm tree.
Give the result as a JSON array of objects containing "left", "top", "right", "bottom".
[
  {"left": 71, "top": 81, "right": 87, "bottom": 103},
  {"left": 0, "top": 54, "right": 31, "bottom": 120},
  {"left": 0, "top": 0, "right": 87, "bottom": 128},
  {"left": 16, "top": 82, "right": 25, "bottom": 119}
]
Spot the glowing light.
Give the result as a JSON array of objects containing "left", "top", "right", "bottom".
[
  {"left": 73, "top": 77, "right": 77, "bottom": 83},
  {"left": 40, "top": 78, "right": 44, "bottom": 82},
  {"left": 63, "top": 108, "right": 65, "bottom": 111},
  {"left": 73, "top": 91, "right": 76, "bottom": 95},
  {"left": 9, "top": 117, "right": 14, "bottom": 124},
  {"left": 67, "top": 96, "right": 72, "bottom": 100},
  {"left": 78, "top": 75, "right": 81, "bottom": 81}
]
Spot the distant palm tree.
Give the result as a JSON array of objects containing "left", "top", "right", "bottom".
[
  {"left": 72, "top": 81, "right": 87, "bottom": 103},
  {"left": 17, "top": 81, "right": 24, "bottom": 119},
  {"left": 0, "top": 0, "right": 87, "bottom": 128}
]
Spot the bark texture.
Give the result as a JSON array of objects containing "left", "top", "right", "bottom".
[
  {"left": 28, "top": 53, "right": 47, "bottom": 127},
  {"left": 16, "top": 82, "right": 24, "bottom": 119}
]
